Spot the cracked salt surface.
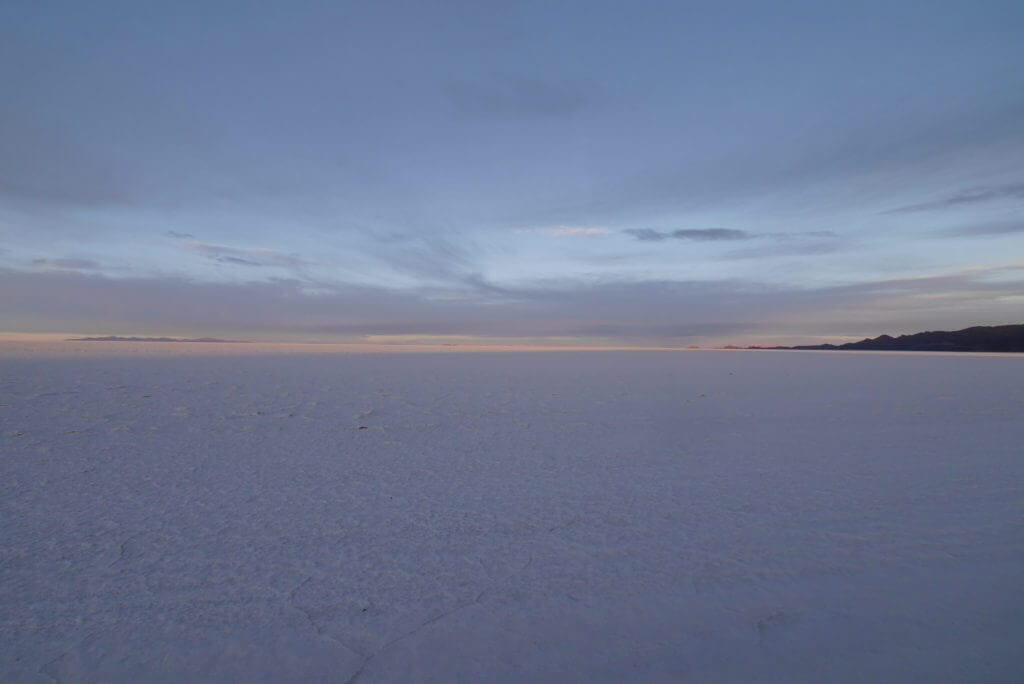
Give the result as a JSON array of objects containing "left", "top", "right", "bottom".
[{"left": 1, "top": 350, "right": 1022, "bottom": 682}]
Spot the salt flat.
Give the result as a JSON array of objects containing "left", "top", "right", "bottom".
[{"left": 1, "top": 349, "right": 1022, "bottom": 683}]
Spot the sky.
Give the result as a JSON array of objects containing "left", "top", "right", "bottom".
[{"left": 2, "top": 0, "right": 1023, "bottom": 346}]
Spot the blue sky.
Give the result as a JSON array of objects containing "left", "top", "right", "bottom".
[{"left": 2, "top": 1, "right": 1022, "bottom": 344}]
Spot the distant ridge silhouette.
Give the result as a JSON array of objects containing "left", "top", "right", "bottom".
[{"left": 786, "top": 324, "right": 1024, "bottom": 353}]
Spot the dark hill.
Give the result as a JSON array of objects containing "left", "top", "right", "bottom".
[{"left": 789, "top": 324, "right": 1024, "bottom": 353}]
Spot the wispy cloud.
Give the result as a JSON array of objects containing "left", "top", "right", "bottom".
[
  {"left": 165, "top": 230, "right": 196, "bottom": 240},
  {"left": 180, "top": 241, "right": 311, "bottom": 268},
  {"left": 623, "top": 228, "right": 843, "bottom": 257},
  {"left": 724, "top": 231, "right": 844, "bottom": 259},
  {"left": 365, "top": 232, "right": 478, "bottom": 285},
  {"left": 942, "top": 222, "right": 1024, "bottom": 238},
  {"left": 32, "top": 258, "right": 102, "bottom": 271},
  {"left": 882, "top": 182, "right": 1024, "bottom": 214},
  {"left": 624, "top": 228, "right": 753, "bottom": 242}
]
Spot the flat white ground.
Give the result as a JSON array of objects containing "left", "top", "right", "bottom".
[{"left": 1, "top": 350, "right": 1022, "bottom": 682}]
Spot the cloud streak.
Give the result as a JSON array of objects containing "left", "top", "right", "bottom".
[
  {"left": 624, "top": 228, "right": 753, "bottom": 242},
  {"left": 180, "top": 241, "right": 311, "bottom": 268},
  {"left": 883, "top": 182, "right": 1024, "bottom": 214},
  {"left": 622, "top": 229, "right": 841, "bottom": 252},
  {"left": 943, "top": 222, "right": 1024, "bottom": 238},
  {"left": 32, "top": 258, "right": 102, "bottom": 271}
]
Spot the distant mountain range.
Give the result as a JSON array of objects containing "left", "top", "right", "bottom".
[
  {"left": 783, "top": 324, "right": 1024, "bottom": 353},
  {"left": 68, "top": 336, "right": 248, "bottom": 343}
]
